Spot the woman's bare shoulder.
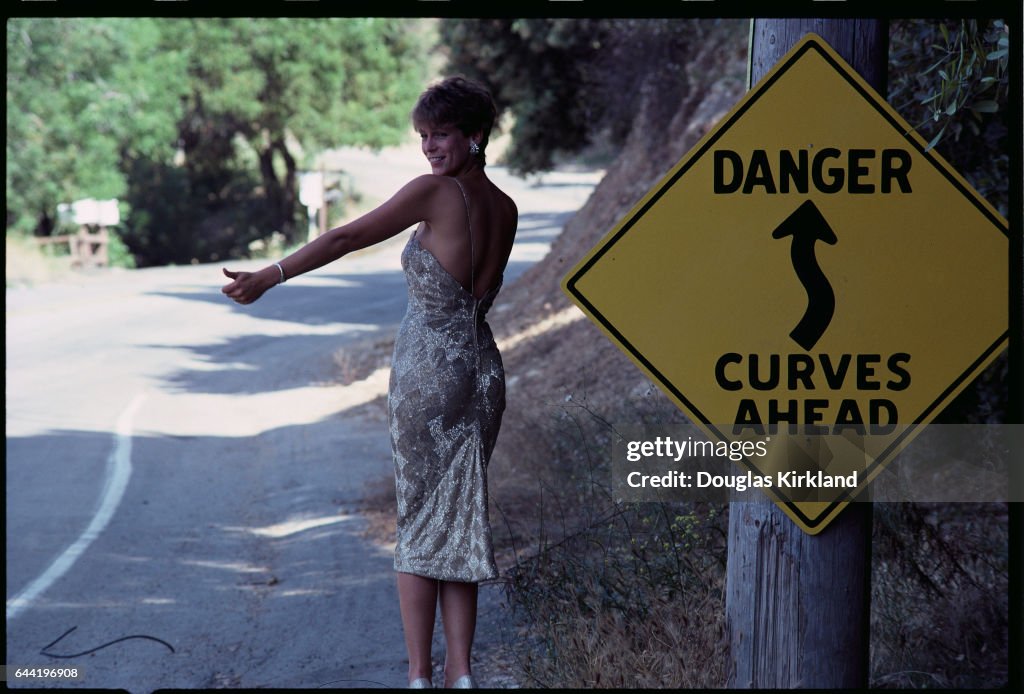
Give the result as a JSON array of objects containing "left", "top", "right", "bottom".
[
  {"left": 488, "top": 181, "right": 518, "bottom": 218},
  {"left": 402, "top": 173, "right": 451, "bottom": 195},
  {"left": 388, "top": 174, "right": 463, "bottom": 215}
]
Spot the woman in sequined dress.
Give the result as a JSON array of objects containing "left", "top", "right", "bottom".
[{"left": 222, "top": 76, "right": 518, "bottom": 689}]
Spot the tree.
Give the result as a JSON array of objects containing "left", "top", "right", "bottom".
[
  {"left": 440, "top": 17, "right": 1010, "bottom": 200},
  {"left": 7, "top": 18, "right": 430, "bottom": 265},
  {"left": 6, "top": 18, "right": 184, "bottom": 236},
  {"left": 441, "top": 19, "right": 732, "bottom": 175},
  {"left": 161, "top": 18, "right": 429, "bottom": 248}
]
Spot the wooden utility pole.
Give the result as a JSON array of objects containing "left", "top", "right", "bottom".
[{"left": 725, "top": 19, "right": 886, "bottom": 689}]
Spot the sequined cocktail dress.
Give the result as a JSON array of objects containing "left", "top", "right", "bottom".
[{"left": 388, "top": 178, "right": 503, "bottom": 582}]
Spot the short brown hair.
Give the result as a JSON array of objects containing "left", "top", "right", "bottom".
[{"left": 411, "top": 76, "right": 497, "bottom": 166}]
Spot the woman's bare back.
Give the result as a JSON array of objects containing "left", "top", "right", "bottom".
[{"left": 412, "top": 171, "right": 518, "bottom": 300}]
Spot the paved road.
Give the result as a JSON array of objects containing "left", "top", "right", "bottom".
[{"left": 5, "top": 149, "right": 600, "bottom": 692}]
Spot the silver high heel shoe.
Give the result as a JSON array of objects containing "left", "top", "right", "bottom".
[
  {"left": 451, "top": 674, "right": 476, "bottom": 688},
  {"left": 409, "top": 677, "right": 432, "bottom": 688}
]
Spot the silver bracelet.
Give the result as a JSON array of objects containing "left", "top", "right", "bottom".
[{"left": 274, "top": 262, "right": 286, "bottom": 284}]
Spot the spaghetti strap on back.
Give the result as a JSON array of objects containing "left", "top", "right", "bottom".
[
  {"left": 451, "top": 177, "right": 476, "bottom": 299},
  {"left": 387, "top": 180, "right": 505, "bottom": 582}
]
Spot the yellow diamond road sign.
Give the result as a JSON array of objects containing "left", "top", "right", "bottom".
[{"left": 562, "top": 34, "right": 1009, "bottom": 534}]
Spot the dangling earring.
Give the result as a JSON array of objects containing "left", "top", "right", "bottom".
[{"left": 469, "top": 141, "right": 480, "bottom": 156}]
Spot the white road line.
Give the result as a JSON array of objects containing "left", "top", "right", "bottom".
[{"left": 6, "top": 392, "right": 147, "bottom": 620}]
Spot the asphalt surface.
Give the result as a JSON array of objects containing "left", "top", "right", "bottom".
[{"left": 5, "top": 148, "right": 601, "bottom": 692}]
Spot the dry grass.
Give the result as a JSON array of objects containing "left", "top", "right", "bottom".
[
  {"left": 511, "top": 567, "right": 727, "bottom": 689},
  {"left": 490, "top": 393, "right": 1010, "bottom": 689},
  {"left": 5, "top": 234, "right": 74, "bottom": 286},
  {"left": 486, "top": 386, "right": 730, "bottom": 689},
  {"left": 356, "top": 473, "right": 398, "bottom": 550},
  {"left": 870, "top": 503, "right": 1008, "bottom": 689}
]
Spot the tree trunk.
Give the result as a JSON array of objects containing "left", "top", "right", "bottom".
[
  {"left": 258, "top": 140, "right": 298, "bottom": 244},
  {"left": 35, "top": 209, "right": 56, "bottom": 237},
  {"left": 725, "top": 18, "right": 885, "bottom": 689},
  {"left": 277, "top": 138, "right": 299, "bottom": 244}
]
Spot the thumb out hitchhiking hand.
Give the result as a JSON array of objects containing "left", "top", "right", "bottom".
[{"left": 221, "top": 267, "right": 269, "bottom": 305}]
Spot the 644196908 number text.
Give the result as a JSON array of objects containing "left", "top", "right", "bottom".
[{"left": 3, "top": 665, "right": 84, "bottom": 681}]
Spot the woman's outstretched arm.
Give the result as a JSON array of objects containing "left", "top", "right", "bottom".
[{"left": 222, "top": 175, "right": 442, "bottom": 305}]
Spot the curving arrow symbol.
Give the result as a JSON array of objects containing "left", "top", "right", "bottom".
[{"left": 772, "top": 199, "right": 838, "bottom": 351}]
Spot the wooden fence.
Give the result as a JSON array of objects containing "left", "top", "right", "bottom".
[{"left": 35, "top": 227, "right": 110, "bottom": 268}]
